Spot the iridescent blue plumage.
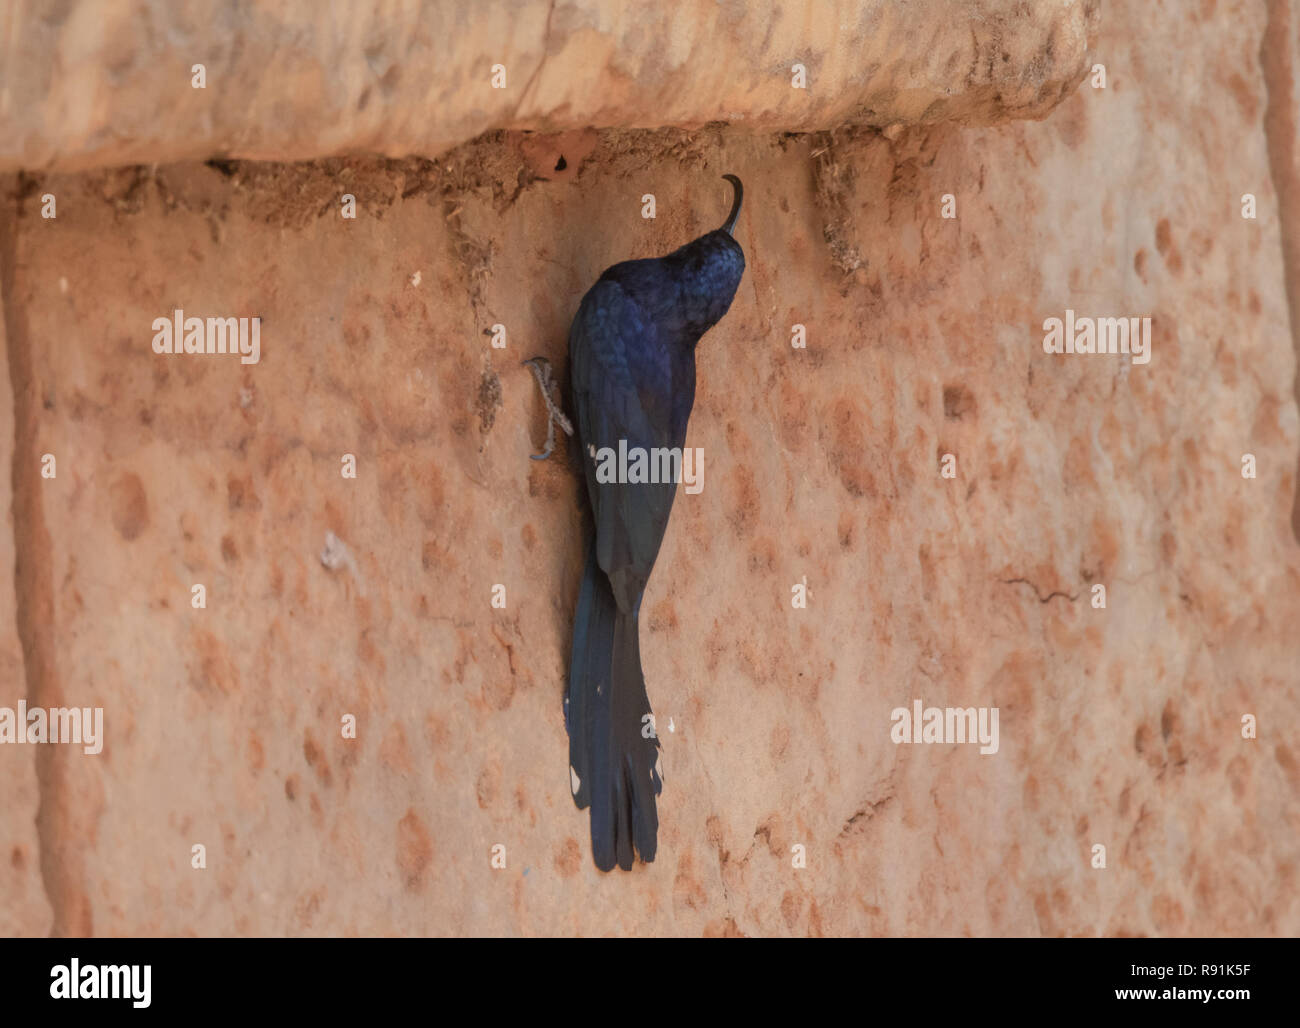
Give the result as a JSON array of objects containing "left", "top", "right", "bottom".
[{"left": 565, "top": 177, "right": 745, "bottom": 870}]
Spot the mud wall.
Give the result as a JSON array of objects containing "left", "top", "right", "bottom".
[{"left": 1, "top": 0, "right": 1298, "bottom": 936}]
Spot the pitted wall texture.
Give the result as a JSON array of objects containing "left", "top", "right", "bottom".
[{"left": 0, "top": 0, "right": 1297, "bottom": 936}]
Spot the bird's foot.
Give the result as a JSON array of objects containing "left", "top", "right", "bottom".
[{"left": 522, "top": 356, "right": 574, "bottom": 461}]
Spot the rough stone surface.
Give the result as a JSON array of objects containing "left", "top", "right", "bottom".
[
  {"left": 1, "top": 0, "right": 1298, "bottom": 936},
  {"left": 1261, "top": 0, "right": 1300, "bottom": 536},
  {"left": 0, "top": 261, "right": 53, "bottom": 937},
  {"left": 0, "top": 0, "right": 1098, "bottom": 172}
]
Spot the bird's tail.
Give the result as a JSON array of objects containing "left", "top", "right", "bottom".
[{"left": 565, "top": 537, "right": 662, "bottom": 871}]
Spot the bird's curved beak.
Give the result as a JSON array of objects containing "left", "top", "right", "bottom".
[{"left": 720, "top": 174, "right": 743, "bottom": 236}]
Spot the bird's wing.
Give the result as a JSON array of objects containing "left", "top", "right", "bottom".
[{"left": 569, "top": 276, "right": 684, "bottom": 611}]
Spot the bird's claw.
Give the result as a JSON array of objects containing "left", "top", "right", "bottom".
[{"left": 523, "top": 356, "right": 574, "bottom": 460}]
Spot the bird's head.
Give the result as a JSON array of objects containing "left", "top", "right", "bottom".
[{"left": 666, "top": 175, "right": 746, "bottom": 340}]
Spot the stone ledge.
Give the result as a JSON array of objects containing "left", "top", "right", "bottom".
[{"left": 0, "top": 0, "right": 1098, "bottom": 172}]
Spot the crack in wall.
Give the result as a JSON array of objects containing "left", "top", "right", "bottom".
[
  {"left": 999, "top": 577, "right": 1080, "bottom": 604},
  {"left": 1259, "top": 0, "right": 1300, "bottom": 543},
  {"left": 512, "top": 0, "right": 559, "bottom": 124},
  {"left": 1, "top": 190, "right": 88, "bottom": 936}
]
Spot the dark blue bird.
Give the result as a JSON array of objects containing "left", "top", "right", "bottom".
[{"left": 562, "top": 175, "right": 746, "bottom": 871}]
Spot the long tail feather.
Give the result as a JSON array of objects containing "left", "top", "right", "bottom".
[{"left": 566, "top": 538, "right": 662, "bottom": 870}]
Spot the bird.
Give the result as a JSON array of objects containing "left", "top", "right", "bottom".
[{"left": 561, "top": 175, "right": 746, "bottom": 870}]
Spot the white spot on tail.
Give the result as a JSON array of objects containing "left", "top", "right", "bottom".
[{"left": 570, "top": 766, "right": 581, "bottom": 795}]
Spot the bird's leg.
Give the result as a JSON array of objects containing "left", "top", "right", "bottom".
[{"left": 522, "top": 356, "right": 574, "bottom": 460}]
